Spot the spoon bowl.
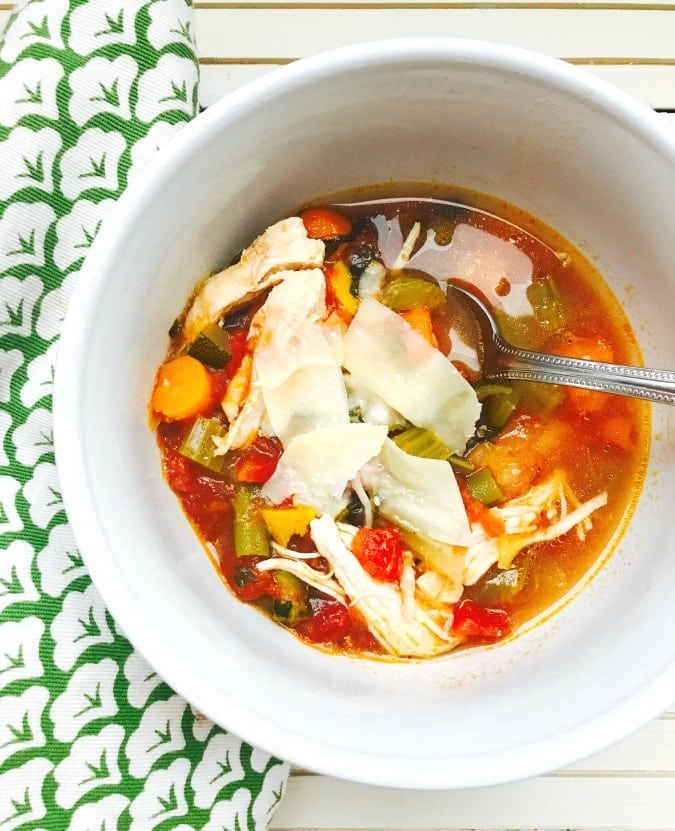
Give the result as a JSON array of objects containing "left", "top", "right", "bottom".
[{"left": 449, "top": 284, "right": 675, "bottom": 405}]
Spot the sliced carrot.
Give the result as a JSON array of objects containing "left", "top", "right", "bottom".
[
  {"left": 602, "top": 414, "right": 636, "bottom": 451},
  {"left": 400, "top": 307, "right": 438, "bottom": 348},
  {"left": 300, "top": 208, "right": 352, "bottom": 240},
  {"left": 151, "top": 355, "right": 214, "bottom": 421}
]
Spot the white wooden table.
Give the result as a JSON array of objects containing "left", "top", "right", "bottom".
[
  {"left": 3, "top": 0, "right": 671, "bottom": 825},
  {"left": 194, "top": 5, "right": 675, "bottom": 828},
  {"left": 187, "top": 5, "right": 675, "bottom": 827}
]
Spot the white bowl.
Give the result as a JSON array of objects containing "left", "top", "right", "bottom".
[{"left": 54, "top": 38, "right": 675, "bottom": 788}]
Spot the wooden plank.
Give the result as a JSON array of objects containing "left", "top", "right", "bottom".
[
  {"left": 195, "top": 8, "right": 675, "bottom": 59},
  {"left": 272, "top": 773, "right": 675, "bottom": 829},
  {"left": 199, "top": 61, "right": 675, "bottom": 108}
]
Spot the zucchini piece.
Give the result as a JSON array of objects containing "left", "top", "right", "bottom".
[
  {"left": 187, "top": 323, "right": 232, "bottom": 369},
  {"left": 378, "top": 274, "right": 446, "bottom": 312},
  {"left": 336, "top": 491, "right": 367, "bottom": 527},
  {"left": 466, "top": 467, "right": 503, "bottom": 506},
  {"left": 233, "top": 486, "right": 271, "bottom": 557},
  {"left": 480, "top": 383, "right": 524, "bottom": 434},
  {"left": 271, "top": 571, "right": 310, "bottom": 625},
  {"left": 178, "top": 416, "right": 227, "bottom": 474},
  {"left": 474, "top": 382, "right": 513, "bottom": 402},
  {"left": 392, "top": 426, "right": 451, "bottom": 460}
]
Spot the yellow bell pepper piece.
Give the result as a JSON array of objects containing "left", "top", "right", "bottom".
[
  {"left": 327, "top": 261, "right": 359, "bottom": 318},
  {"left": 261, "top": 505, "right": 318, "bottom": 547}
]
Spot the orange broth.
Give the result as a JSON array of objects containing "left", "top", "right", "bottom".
[{"left": 151, "top": 184, "right": 649, "bottom": 657}]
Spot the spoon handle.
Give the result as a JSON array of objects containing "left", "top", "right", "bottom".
[{"left": 491, "top": 339, "right": 675, "bottom": 405}]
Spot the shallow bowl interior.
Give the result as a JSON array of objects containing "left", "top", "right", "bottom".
[{"left": 55, "top": 38, "right": 675, "bottom": 788}]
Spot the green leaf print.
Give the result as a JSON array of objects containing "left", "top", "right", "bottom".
[
  {"left": 73, "top": 220, "right": 102, "bottom": 250},
  {"left": 209, "top": 752, "right": 233, "bottom": 784},
  {"left": 0, "top": 646, "right": 25, "bottom": 674},
  {"left": 0, "top": 504, "right": 7, "bottom": 524},
  {"left": 74, "top": 682, "right": 102, "bottom": 717},
  {"left": 63, "top": 550, "right": 84, "bottom": 573},
  {"left": 153, "top": 783, "right": 178, "bottom": 817},
  {"left": 148, "top": 719, "right": 172, "bottom": 751},
  {"left": 17, "top": 153, "right": 45, "bottom": 183},
  {"left": 79, "top": 154, "right": 106, "bottom": 179},
  {"left": 0, "top": 713, "right": 33, "bottom": 748},
  {"left": 4, "top": 788, "right": 32, "bottom": 823},
  {"left": 96, "top": 9, "right": 124, "bottom": 36},
  {"left": 7, "top": 229, "right": 36, "bottom": 257},
  {"left": 0, "top": 566, "right": 23, "bottom": 596},
  {"left": 160, "top": 80, "right": 187, "bottom": 103},
  {"left": 81, "top": 749, "right": 110, "bottom": 783},
  {"left": 170, "top": 20, "right": 192, "bottom": 42},
  {"left": 2, "top": 298, "right": 24, "bottom": 329},
  {"left": 15, "top": 81, "right": 42, "bottom": 105},
  {"left": 20, "top": 16, "right": 49, "bottom": 39},
  {"left": 73, "top": 606, "right": 101, "bottom": 642},
  {"left": 90, "top": 78, "right": 120, "bottom": 107}
]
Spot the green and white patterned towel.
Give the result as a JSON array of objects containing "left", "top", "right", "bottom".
[{"left": 0, "top": 0, "right": 290, "bottom": 827}]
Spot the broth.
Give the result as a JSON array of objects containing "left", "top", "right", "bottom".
[{"left": 150, "top": 184, "right": 649, "bottom": 659}]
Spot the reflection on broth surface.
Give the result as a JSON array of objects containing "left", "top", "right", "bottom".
[{"left": 150, "top": 183, "right": 649, "bottom": 659}]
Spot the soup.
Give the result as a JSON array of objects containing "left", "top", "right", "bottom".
[{"left": 149, "top": 184, "right": 648, "bottom": 659}]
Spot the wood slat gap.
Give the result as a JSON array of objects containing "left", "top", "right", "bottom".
[
  {"left": 195, "top": 1, "right": 675, "bottom": 8},
  {"left": 199, "top": 56, "right": 675, "bottom": 64}
]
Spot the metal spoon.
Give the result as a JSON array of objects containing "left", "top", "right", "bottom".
[{"left": 449, "top": 284, "right": 675, "bottom": 405}]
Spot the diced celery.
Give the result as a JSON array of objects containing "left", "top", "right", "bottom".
[
  {"left": 481, "top": 383, "right": 524, "bottom": 434},
  {"left": 449, "top": 454, "right": 474, "bottom": 472},
  {"left": 512, "top": 380, "right": 563, "bottom": 413},
  {"left": 466, "top": 467, "right": 503, "bottom": 506},
  {"left": 474, "top": 382, "right": 514, "bottom": 402},
  {"left": 178, "top": 417, "right": 227, "bottom": 474},
  {"left": 378, "top": 274, "right": 446, "bottom": 311},
  {"left": 271, "top": 571, "right": 310, "bottom": 625},
  {"left": 392, "top": 426, "right": 451, "bottom": 460},
  {"left": 233, "top": 486, "right": 271, "bottom": 557},
  {"left": 187, "top": 323, "right": 232, "bottom": 369},
  {"left": 527, "top": 275, "right": 566, "bottom": 331}
]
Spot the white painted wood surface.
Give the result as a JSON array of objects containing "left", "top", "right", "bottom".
[{"left": 2, "top": 0, "right": 672, "bottom": 826}]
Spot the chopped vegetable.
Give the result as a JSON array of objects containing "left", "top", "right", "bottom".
[
  {"left": 271, "top": 571, "right": 310, "bottom": 625},
  {"left": 378, "top": 274, "right": 446, "bottom": 311},
  {"left": 300, "top": 208, "right": 352, "bottom": 239},
  {"left": 295, "top": 601, "right": 352, "bottom": 643},
  {"left": 233, "top": 486, "right": 271, "bottom": 557},
  {"left": 449, "top": 454, "right": 474, "bottom": 472},
  {"left": 399, "top": 306, "right": 438, "bottom": 347},
  {"left": 325, "top": 260, "right": 359, "bottom": 319},
  {"left": 552, "top": 332, "right": 614, "bottom": 414},
  {"left": 466, "top": 467, "right": 503, "bottom": 506},
  {"left": 351, "top": 526, "right": 403, "bottom": 582},
  {"left": 187, "top": 323, "right": 232, "bottom": 369},
  {"left": 513, "top": 379, "right": 563, "bottom": 413},
  {"left": 601, "top": 414, "right": 636, "bottom": 451},
  {"left": 261, "top": 505, "right": 317, "bottom": 547},
  {"left": 527, "top": 274, "right": 565, "bottom": 331},
  {"left": 451, "top": 599, "right": 511, "bottom": 642},
  {"left": 151, "top": 355, "right": 214, "bottom": 421},
  {"left": 178, "top": 416, "right": 227, "bottom": 474},
  {"left": 478, "top": 383, "right": 523, "bottom": 433},
  {"left": 235, "top": 436, "right": 282, "bottom": 483},
  {"left": 336, "top": 492, "right": 367, "bottom": 527},
  {"left": 470, "top": 559, "right": 531, "bottom": 606},
  {"left": 392, "top": 426, "right": 451, "bottom": 461}
]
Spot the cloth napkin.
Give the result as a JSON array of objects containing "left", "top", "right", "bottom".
[{"left": 0, "top": 0, "right": 290, "bottom": 828}]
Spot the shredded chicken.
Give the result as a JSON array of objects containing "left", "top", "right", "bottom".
[
  {"left": 463, "top": 472, "right": 608, "bottom": 585},
  {"left": 264, "top": 515, "right": 460, "bottom": 658},
  {"left": 181, "top": 217, "right": 324, "bottom": 344}
]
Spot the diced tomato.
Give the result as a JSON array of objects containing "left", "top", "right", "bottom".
[
  {"left": 295, "top": 601, "right": 352, "bottom": 643},
  {"left": 235, "top": 436, "right": 283, "bottom": 483},
  {"left": 300, "top": 208, "right": 352, "bottom": 240},
  {"left": 351, "top": 526, "right": 403, "bottom": 582},
  {"left": 451, "top": 599, "right": 511, "bottom": 642}
]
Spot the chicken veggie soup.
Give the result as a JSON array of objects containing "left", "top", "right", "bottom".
[{"left": 150, "top": 185, "right": 648, "bottom": 659}]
